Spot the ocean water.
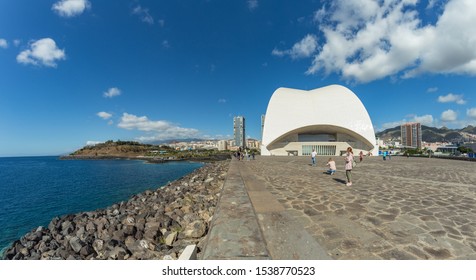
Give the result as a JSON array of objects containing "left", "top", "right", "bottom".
[{"left": 0, "top": 156, "right": 203, "bottom": 255}]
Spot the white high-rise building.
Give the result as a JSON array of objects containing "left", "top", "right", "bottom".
[{"left": 233, "top": 116, "right": 246, "bottom": 148}]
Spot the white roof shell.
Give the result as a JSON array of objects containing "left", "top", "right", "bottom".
[{"left": 261, "top": 85, "right": 377, "bottom": 155}]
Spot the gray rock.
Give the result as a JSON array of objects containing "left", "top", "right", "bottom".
[
  {"left": 42, "top": 235, "right": 52, "bottom": 243},
  {"left": 19, "top": 247, "right": 29, "bottom": 256},
  {"left": 30, "top": 252, "right": 41, "bottom": 260},
  {"left": 48, "top": 217, "right": 60, "bottom": 232},
  {"left": 80, "top": 244, "right": 94, "bottom": 257},
  {"left": 26, "top": 231, "right": 42, "bottom": 242},
  {"left": 61, "top": 221, "right": 74, "bottom": 236},
  {"left": 92, "top": 239, "right": 104, "bottom": 253},
  {"left": 24, "top": 240, "right": 35, "bottom": 250},
  {"left": 69, "top": 237, "right": 84, "bottom": 253},
  {"left": 57, "top": 248, "right": 70, "bottom": 259},
  {"left": 38, "top": 241, "right": 49, "bottom": 253},
  {"left": 107, "top": 246, "right": 128, "bottom": 260},
  {"left": 164, "top": 231, "right": 178, "bottom": 246},
  {"left": 180, "top": 213, "right": 200, "bottom": 227},
  {"left": 86, "top": 221, "right": 96, "bottom": 233},
  {"left": 182, "top": 220, "right": 207, "bottom": 238},
  {"left": 111, "top": 230, "right": 125, "bottom": 241},
  {"left": 143, "top": 229, "right": 159, "bottom": 242},
  {"left": 123, "top": 225, "right": 137, "bottom": 236}
]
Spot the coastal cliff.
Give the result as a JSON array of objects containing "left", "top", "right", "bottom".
[
  {"left": 3, "top": 160, "right": 229, "bottom": 260},
  {"left": 63, "top": 140, "right": 230, "bottom": 162}
]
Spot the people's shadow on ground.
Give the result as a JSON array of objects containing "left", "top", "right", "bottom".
[{"left": 333, "top": 178, "right": 347, "bottom": 184}]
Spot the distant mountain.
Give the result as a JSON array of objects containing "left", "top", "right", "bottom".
[
  {"left": 460, "top": 125, "right": 476, "bottom": 134},
  {"left": 376, "top": 125, "right": 476, "bottom": 143}
]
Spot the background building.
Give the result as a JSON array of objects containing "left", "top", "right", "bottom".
[
  {"left": 261, "top": 85, "right": 377, "bottom": 156},
  {"left": 217, "top": 140, "right": 228, "bottom": 151},
  {"left": 401, "top": 122, "right": 422, "bottom": 149},
  {"left": 233, "top": 116, "right": 246, "bottom": 149},
  {"left": 246, "top": 138, "right": 260, "bottom": 149}
]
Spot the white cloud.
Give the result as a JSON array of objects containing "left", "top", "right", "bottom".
[
  {"left": 427, "top": 87, "right": 438, "bottom": 93},
  {"left": 52, "top": 0, "right": 90, "bottom": 17},
  {"left": 103, "top": 87, "right": 121, "bottom": 98},
  {"left": 381, "top": 114, "right": 435, "bottom": 130},
  {"left": 437, "top": 93, "right": 466, "bottom": 104},
  {"left": 132, "top": 5, "right": 154, "bottom": 24},
  {"left": 441, "top": 109, "right": 458, "bottom": 122},
  {"left": 118, "top": 113, "right": 199, "bottom": 141},
  {"left": 247, "top": 0, "right": 259, "bottom": 11},
  {"left": 118, "top": 113, "right": 168, "bottom": 131},
  {"left": 412, "top": 114, "right": 435, "bottom": 125},
  {"left": 272, "top": 34, "right": 318, "bottom": 59},
  {"left": 296, "top": 0, "right": 476, "bottom": 83},
  {"left": 97, "top": 112, "right": 112, "bottom": 120},
  {"left": 218, "top": 98, "right": 227, "bottom": 103},
  {"left": 16, "top": 38, "right": 66, "bottom": 67},
  {"left": 0, "top": 39, "right": 7, "bottom": 48},
  {"left": 467, "top": 108, "right": 476, "bottom": 119}
]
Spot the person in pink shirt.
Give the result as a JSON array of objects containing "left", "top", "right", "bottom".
[
  {"left": 326, "top": 158, "right": 336, "bottom": 175},
  {"left": 344, "top": 147, "right": 354, "bottom": 186}
]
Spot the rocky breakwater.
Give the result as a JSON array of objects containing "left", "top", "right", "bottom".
[{"left": 3, "top": 161, "right": 229, "bottom": 260}]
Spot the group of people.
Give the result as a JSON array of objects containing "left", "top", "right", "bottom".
[
  {"left": 311, "top": 147, "right": 356, "bottom": 187},
  {"left": 233, "top": 150, "right": 255, "bottom": 161},
  {"left": 382, "top": 150, "right": 392, "bottom": 160}
]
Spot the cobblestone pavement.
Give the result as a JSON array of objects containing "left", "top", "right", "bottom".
[{"left": 242, "top": 156, "right": 476, "bottom": 260}]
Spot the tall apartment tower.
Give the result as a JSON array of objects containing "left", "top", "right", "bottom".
[
  {"left": 233, "top": 116, "right": 246, "bottom": 148},
  {"left": 401, "top": 122, "right": 422, "bottom": 149}
]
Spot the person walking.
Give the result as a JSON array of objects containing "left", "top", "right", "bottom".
[
  {"left": 344, "top": 147, "right": 354, "bottom": 186},
  {"left": 359, "top": 151, "right": 364, "bottom": 162},
  {"left": 311, "top": 149, "right": 317, "bottom": 166}
]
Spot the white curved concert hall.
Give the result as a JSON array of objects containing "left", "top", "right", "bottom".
[{"left": 261, "top": 85, "right": 378, "bottom": 156}]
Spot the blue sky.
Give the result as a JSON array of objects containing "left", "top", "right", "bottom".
[{"left": 1, "top": 0, "right": 476, "bottom": 156}]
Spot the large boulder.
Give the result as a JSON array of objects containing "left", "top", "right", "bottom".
[
  {"left": 69, "top": 236, "right": 84, "bottom": 253},
  {"left": 181, "top": 220, "right": 207, "bottom": 238}
]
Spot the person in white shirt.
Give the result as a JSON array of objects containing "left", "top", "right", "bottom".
[{"left": 311, "top": 149, "right": 317, "bottom": 166}]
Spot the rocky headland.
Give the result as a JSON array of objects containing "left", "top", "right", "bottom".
[{"left": 3, "top": 160, "right": 229, "bottom": 260}]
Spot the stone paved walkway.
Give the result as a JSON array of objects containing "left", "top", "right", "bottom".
[{"left": 203, "top": 156, "right": 476, "bottom": 260}]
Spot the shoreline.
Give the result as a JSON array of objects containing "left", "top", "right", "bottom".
[
  {"left": 60, "top": 153, "right": 231, "bottom": 163},
  {"left": 2, "top": 159, "right": 230, "bottom": 260}
]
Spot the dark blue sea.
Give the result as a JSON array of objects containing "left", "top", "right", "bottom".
[{"left": 0, "top": 156, "right": 203, "bottom": 256}]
